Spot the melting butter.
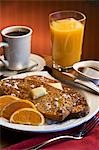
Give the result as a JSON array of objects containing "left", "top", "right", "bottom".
[
  {"left": 31, "top": 86, "right": 47, "bottom": 99},
  {"left": 48, "top": 83, "right": 63, "bottom": 90}
]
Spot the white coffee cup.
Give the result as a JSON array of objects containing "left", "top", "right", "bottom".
[{"left": 0, "top": 26, "right": 32, "bottom": 70}]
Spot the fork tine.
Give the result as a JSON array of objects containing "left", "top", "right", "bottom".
[
  {"left": 80, "top": 116, "right": 99, "bottom": 136},
  {"left": 82, "top": 116, "right": 98, "bottom": 131},
  {"left": 79, "top": 116, "right": 96, "bottom": 132},
  {"left": 83, "top": 117, "right": 99, "bottom": 135}
]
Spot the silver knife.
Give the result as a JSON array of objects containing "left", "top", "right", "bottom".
[{"left": 45, "top": 66, "right": 99, "bottom": 95}]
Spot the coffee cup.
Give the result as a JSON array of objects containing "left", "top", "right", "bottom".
[{"left": 0, "top": 26, "right": 32, "bottom": 70}]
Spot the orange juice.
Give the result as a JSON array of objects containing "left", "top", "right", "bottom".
[{"left": 50, "top": 18, "right": 84, "bottom": 68}]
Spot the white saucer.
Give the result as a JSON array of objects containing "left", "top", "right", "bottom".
[
  {"left": 0, "top": 54, "right": 46, "bottom": 76},
  {"left": 73, "top": 60, "right": 99, "bottom": 80}
]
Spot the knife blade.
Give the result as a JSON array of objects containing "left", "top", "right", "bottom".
[{"left": 44, "top": 66, "right": 99, "bottom": 95}]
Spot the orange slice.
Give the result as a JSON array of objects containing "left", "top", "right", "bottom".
[
  {"left": 10, "top": 108, "right": 45, "bottom": 126},
  {"left": 1, "top": 100, "right": 37, "bottom": 120},
  {"left": 0, "top": 95, "right": 20, "bottom": 116}
]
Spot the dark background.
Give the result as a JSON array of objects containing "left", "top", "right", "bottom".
[{"left": 0, "top": 0, "right": 99, "bottom": 60}]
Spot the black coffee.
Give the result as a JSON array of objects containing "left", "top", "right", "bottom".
[{"left": 6, "top": 30, "right": 29, "bottom": 36}]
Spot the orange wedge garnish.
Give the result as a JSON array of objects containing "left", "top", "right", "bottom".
[
  {"left": 0, "top": 95, "right": 20, "bottom": 116},
  {"left": 1, "top": 100, "right": 37, "bottom": 120},
  {"left": 10, "top": 108, "right": 45, "bottom": 126}
]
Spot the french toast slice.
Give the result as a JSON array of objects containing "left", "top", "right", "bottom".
[{"left": 0, "top": 76, "right": 56, "bottom": 98}]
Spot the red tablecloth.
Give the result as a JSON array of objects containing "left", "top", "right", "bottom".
[{"left": 3, "top": 119, "right": 99, "bottom": 150}]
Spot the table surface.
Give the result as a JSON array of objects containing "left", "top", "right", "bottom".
[{"left": 0, "top": 55, "right": 99, "bottom": 149}]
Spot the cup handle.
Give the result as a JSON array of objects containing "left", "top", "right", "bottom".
[
  {"left": 0, "top": 42, "right": 9, "bottom": 68},
  {"left": 0, "top": 42, "right": 9, "bottom": 48}
]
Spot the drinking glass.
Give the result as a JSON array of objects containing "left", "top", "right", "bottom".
[{"left": 49, "top": 10, "right": 86, "bottom": 71}]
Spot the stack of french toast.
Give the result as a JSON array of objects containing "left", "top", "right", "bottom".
[{"left": 0, "top": 75, "right": 89, "bottom": 122}]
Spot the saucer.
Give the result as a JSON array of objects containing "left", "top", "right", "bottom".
[
  {"left": 73, "top": 60, "right": 99, "bottom": 86},
  {"left": 0, "top": 54, "right": 46, "bottom": 77},
  {"left": 73, "top": 60, "right": 99, "bottom": 80}
]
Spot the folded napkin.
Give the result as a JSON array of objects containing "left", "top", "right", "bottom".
[{"left": 3, "top": 115, "right": 99, "bottom": 150}]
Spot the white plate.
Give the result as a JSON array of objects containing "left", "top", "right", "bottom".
[
  {"left": 0, "top": 54, "right": 46, "bottom": 76},
  {"left": 0, "top": 71, "right": 99, "bottom": 133}
]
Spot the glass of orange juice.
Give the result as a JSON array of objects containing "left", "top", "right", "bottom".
[{"left": 49, "top": 10, "right": 86, "bottom": 71}]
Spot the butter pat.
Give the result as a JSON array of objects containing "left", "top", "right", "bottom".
[
  {"left": 49, "top": 83, "right": 63, "bottom": 90},
  {"left": 31, "top": 86, "right": 47, "bottom": 99}
]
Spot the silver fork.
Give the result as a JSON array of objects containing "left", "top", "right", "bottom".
[{"left": 26, "top": 115, "right": 99, "bottom": 150}]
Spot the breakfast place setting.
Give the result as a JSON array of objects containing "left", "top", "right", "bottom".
[{"left": 0, "top": 1, "right": 99, "bottom": 150}]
